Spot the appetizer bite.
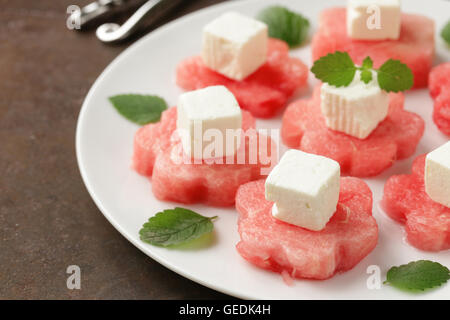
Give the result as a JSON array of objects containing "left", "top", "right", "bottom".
[
  {"left": 282, "top": 52, "right": 424, "bottom": 177},
  {"left": 429, "top": 63, "right": 450, "bottom": 135},
  {"left": 133, "top": 85, "right": 276, "bottom": 206},
  {"left": 311, "top": 0, "right": 434, "bottom": 88},
  {"left": 176, "top": 12, "right": 308, "bottom": 118},
  {"left": 382, "top": 142, "right": 450, "bottom": 252},
  {"left": 236, "top": 150, "right": 378, "bottom": 280}
]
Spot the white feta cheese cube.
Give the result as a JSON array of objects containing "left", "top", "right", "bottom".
[
  {"left": 320, "top": 70, "right": 389, "bottom": 139},
  {"left": 347, "top": 0, "right": 401, "bottom": 40},
  {"left": 202, "top": 12, "right": 268, "bottom": 81},
  {"left": 177, "top": 86, "right": 242, "bottom": 159},
  {"left": 425, "top": 141, "right": 450, "bottom": 208},
  {"left": 265, "top": 150, "right": 341, "bottom": 231}
]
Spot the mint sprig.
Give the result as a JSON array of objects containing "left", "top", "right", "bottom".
[
  {"left": 257, "top": 6, "right": 309, "bottom": 47},
  {"left": 311, "top": 51, "right": 414, "bottom": 92},
  {"left": 139, "top": 207, "right": 217, "bottom": 247},
  {"left": 109, "top": 94, "right": 167, "bottom": 125},
  {"left": 441, "top": 20, "right": 450, "bottom": 46},
  {"left": 385, "top": 260, "right": 450, "bottom": 292}
]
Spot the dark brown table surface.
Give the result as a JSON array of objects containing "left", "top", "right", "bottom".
[{"left": 0, "top": 0, "right": 233, "bottom": 299}]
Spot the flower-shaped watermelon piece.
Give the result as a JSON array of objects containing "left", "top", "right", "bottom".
[
  {"left": 133, "top": 107, "right": 277, "bottom": 206},
  {"left": 382, "top": 154, "right": 450, "bottom": 251},
  {"left": 311, "top": 8, "right": 435, "bottom": 88},
  {"left": 281, "top": 85, "right": 425, "bottom": 177},
  {"left": 235, "top": 177, "right": 378, "bottom": 280},
  {"left": 176, "top": 38, "right": 308, "bottom": 118}
]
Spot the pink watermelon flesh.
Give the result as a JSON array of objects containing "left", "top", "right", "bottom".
[
  {"left": 281, "top": 85, "right": 424, "bottom": 177},
  {"left": 235, "top": 177, "right": 378, "bottom": 280},
  {"left": 382, "top": 155, "right": 450, "bottom": 251},
  {"left": 133, "top": 107, "right": 276, "bottom": 206},
  {"left": 176, "top": 38, "right": 308, "bottom": 118},
  {"left": 311, "top": 8, "right": 435, "bottom": 88},
  {"left": 429, "top": 63, "right": 450, "bottom": 135}
]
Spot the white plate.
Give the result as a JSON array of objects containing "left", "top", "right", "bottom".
[{"left": 76, "top": 0, "right": 450, "bottom": 299}]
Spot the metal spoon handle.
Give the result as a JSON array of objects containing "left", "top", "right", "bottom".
[
  {"left": 69, "top": 0, "right": 145, "bottom": 29},
  {"left": 96, "top": 0, "right": 183, "bottom": 43}
]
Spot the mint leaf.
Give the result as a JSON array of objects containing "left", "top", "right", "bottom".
[
  {"left": 257, "top": 6, "right": 310, "bottom": 47},
  {"left": 311, "top": 51, "right": 357, "bottom": 87},
  {"left": 109, "top": 94, "right": 167, "bottom": 125},
  {"left": 359, "top": 57, "right": 373, "bottom": 84},
  {"left": 139, "top": 207, "right": 217, "bottom": 247},
  {"left": 442, "top": 20, "right": 450, "bottom": 46},
  {"left": 377, "top": 59, "right": 414, "bottom": 92},
  {"left": 385, "top": 260, "right": 450, "bottom": 291},
  {"left": 360, "top": 70, "right": 373, "bottom": 84},
  {"left": 361, "top": 56, "right": 373, "bottom": 70}
]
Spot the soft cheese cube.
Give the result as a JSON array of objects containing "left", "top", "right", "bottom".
[
  {"left": 177, "top": 86, "right": 242, "bottom": 159},
  {"left": 425, "top": 141, "right": 450, "bottom": 208},
  {"left": 347, "top": 0, "right": 401, "bottom": 40},
  {"left": 320, "top": 70, "right": 389, "bottom": 139},
  {"left": 265, "top": 150, "right": 340, "bottom": 231},
  {"left": 202, "top": 12, "right": 268, "bottom": 81}
]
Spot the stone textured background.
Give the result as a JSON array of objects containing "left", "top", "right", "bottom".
[{"left": 0, "top": 0, "right": 232, "bottom": 299}]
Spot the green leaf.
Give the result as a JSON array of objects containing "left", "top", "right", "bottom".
[
  {"left": 385, "top": 260, "right": 450, "bottom": 291},
  {"left": 311, "top": 51, "right": 357, "bottom": 87},
  {"left": 257, "top": 6, "right": 310, "bottom": 47},
  {"left": 109, "top": 94, "right": 167, "bottom": 125},
  {"left": 359, "top": 56, "right": 373, "bottom": 83},
  {"left": 377, "top": 59, "right": 414, "bottom": 93},
  {"left": 360, "top": 69, "right": 373, "bottom": 84},
  {"left": 361, "top": 56, "right": 373, "bottom": 69},
  {"left": 442, "top": 20, "right": 450, "bottom": 46},
  {"left": 139, "top": 207, "right": 217, "bottom": 247}
]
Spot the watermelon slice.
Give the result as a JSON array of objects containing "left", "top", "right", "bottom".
[
  {"left": 236, "top": 177, "right": 378, "bottom": 280},
  {"left": 382, "top": 155, "right": 450, "bottom": 251},
  {"left": 281, "top": 85, "right": 424, "bottom": 177},
  {"left": 311, "top": 8, "right": 435, "bottom": 88},
  {"left": 176, "top": 38, "right": 308, "bottom": 118},
  {"left": 429, "top": 63, "right": 450, "bottom": 135},
  {"left": 133, "top": 107, "right": 276, "bottom": 206}
]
